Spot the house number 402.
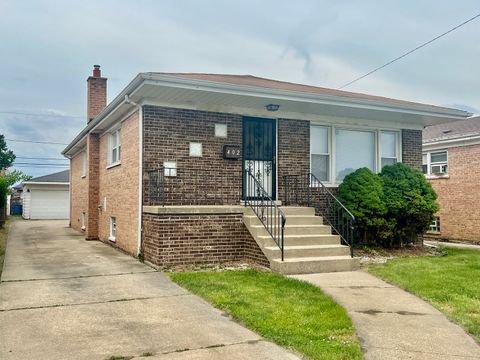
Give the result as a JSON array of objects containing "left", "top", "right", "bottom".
[{"left": 223, "top": 145, "right": 241, "bottom": 159}]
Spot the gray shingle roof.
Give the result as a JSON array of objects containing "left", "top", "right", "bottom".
[
  {"left": 27, "top": 170, "right": 70, "bottom": 183},
  {"left": 423, "top": 116, "right": 480, "bottom": 143}
]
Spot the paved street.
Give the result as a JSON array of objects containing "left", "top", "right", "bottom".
[{"left": 0, "top": 219, "right": 299, "bottom": 360}]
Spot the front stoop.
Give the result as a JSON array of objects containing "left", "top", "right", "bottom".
[{"left": 243, "top": 207, "right": 360, "bottom": 275}]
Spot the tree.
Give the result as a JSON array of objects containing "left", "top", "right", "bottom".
[
  {"left": 0, "top": 135, "right": 15, "bottom": 170},
  {"left": 337, "top": 168, "right": 394, "bottom": 245},
  {"left": 0, "top": 170, "right": 32, "bottom": 228},
  {"left": 381, "top": 163, "right": 439, "bottom": 247}
]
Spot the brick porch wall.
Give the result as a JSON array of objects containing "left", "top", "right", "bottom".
[
  {"left": 428, "top": 144, "right": 480, "bottom": 242},
  {"left": 143, "top": 106, "right": 243, "bottom": 205},
  {"left": 277, "top": 118, "right": 310, "bottom": 203},
  {"left": 142, "top": 212, "right": 269, "bottom": 267}
]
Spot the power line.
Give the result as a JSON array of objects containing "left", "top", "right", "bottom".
[
  {"left": 14, "top": 162, "right": 69, "bottom": 166},
  {"left": 0, "top": 111, "right": 82, "bottom": 118},
  {"left": 338, "top": 13, "right": 480, "bottom": 89},
  {"left": 13, "top": 163, "right": 69, "bottom": 167},
  {"left": 6, "top": 138, "right": 69, "bottom": 145},
  {"left": 16, "top": 156, "right": 68, "bottom": 161}
]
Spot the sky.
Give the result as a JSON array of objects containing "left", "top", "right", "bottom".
[{"left": 1, "top": 0, "right": 479, "bottom": 177}]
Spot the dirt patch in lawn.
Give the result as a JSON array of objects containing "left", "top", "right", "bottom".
[{"left": 356, "top": 244, "right": 446, "bottom": 266}]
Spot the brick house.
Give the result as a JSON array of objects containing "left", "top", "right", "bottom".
[
  {"left": 423, "top": 116, "right": 480, "bottom": 243},
  {"left": 62, "top": 66, "right": 471, "bottom": 274}
]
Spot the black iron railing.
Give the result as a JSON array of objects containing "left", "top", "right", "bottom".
[
  {"left": 244, "top": 168, "right": 286, "bottom": 261},
  {"left": 283, "top": 173, "right": 355, "bottom": 257},
  {"left": 147, "top": 166, "right": 241, "bottom": 206}
]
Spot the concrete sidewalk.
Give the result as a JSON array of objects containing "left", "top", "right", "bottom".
[
  {"left": 291, "top": 271, "right": 480, "bottom": 360},
  {"left": 425, "top": 240, "right": 480, "bottom": 251},
  {"left": 0, "top": 219, "right": 299, "bottom": 360}
]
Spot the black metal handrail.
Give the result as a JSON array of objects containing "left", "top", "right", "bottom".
[
  {"left": 283, "top": 173, "right": 355, "bottom": 257},
  {"left": 244, "top": 168, "right": 286, "bottom": 261}
]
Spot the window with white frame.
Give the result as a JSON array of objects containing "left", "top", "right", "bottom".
[
  {"left": 336, "top": 129, "right": 376, "bottom": 181},
  {"left": 163, "top": 161, "right": 177, "bottom": 177},
  {"left": 310, "top": 126, "right": 400, "bottom": 183},
  {"left": 429, "top": 216, "right": 440, "bottom": 233},
  {"left": 81, "top": 151, "right": 87, "bottom": 177},
  {"left": 109, "top": 129, "right": 121, "bottom": 165},
  {"left": 380, "top": 131, "right": 398, "bottom": 168},
  {"left": 422, "top": 150, "right": 448, "bottom": 176},
  {"left": 109, "top": 216, "right": 116, "bottom": 241},
  {"left": 310, "top": 126, "right": 330, "bottom": 181}
]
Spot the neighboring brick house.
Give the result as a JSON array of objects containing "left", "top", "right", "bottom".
[
  {"left": 62, "top": 66, "right": 471, "bottom": 273},
  {"left": 423, "top": 116, "right": 480, "bottom": 243}
]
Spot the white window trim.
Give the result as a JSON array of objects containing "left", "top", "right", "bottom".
[
  {"left": 310, "top": 124, "right": 401, "bottom": 186},
  {"left": 310, "top": 126, "right": 331, "bottom": 183},
  {"left": 109, "top": 216, "right": 116, "bottom": 242},
  {"left": 428, "top": 216, "right": 441, "bottom": 233},
  {"left": 423, "top": 150, "right": 449, "bottom": 179},
  {"left": 108, "top": 128, "right": 122, "bottom": 167}
]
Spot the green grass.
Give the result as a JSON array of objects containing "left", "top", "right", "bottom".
[
  {"left": 0, "top": 217, "right": 10, "bottom": 278},
  {"left": 368, "top": 249, "right": 480, "bottom": 341},
  {"left": 169, "top": 269, "right": 362, "bottom": 360}
]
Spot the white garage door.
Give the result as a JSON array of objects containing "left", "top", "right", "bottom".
[{"left": 30, "top": 190, "right": 70, "bottom": 219}]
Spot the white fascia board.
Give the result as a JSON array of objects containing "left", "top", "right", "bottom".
[
  {"left": 141, "top": 74, "right": 471, "bottom": 119},
  {"left": 423, "top": 134, "right": 480, "bottom": 151},
  {"left": 142, "top": 98, "right": 424, "bottom": 130},
  {"left": 23, "top": 182, "right": 70, "bottom": 186}
]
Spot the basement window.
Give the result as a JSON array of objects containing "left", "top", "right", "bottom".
[
  {"left": 109, "top": 217, "right": 116, "bottom": 241},
  {"left": 429, "top": 216, "right": 440, "bottom": 233}
]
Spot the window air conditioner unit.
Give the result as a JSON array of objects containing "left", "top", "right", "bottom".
[{"left": 431, "top": 164, "right": 447, "bottom": 174}]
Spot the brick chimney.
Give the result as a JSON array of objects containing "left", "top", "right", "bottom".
[{"left": 87, "top": 65, "right": 107, "bottom": 123}]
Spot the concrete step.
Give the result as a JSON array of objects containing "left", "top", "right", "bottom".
[
  {"left": 284, "top": 225, "right": 331, "bottom": 236},
  {"left": 248, "top": 224, "right": 331, "bottom": 237},
  {"left": 257, "top": 234, "right": 341, "bottom": 247},
  {"left": 270, "top": 256, "right": 360, "bottom": 275},
  {"left": 243, "top": 214, "right": 324, "bottom": 227},
  {"left": 279, "top": 207, "right": 315, "bottom": 216},
  {"left": 264, "top": 244, "right": 351, "bottom": 258}
]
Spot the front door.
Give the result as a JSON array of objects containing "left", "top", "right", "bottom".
[{"left": 242, "top": 116, "right": 276, "bottom": 199}]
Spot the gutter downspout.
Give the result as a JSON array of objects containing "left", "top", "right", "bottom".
[{"left": 125, "top": 95, "right": 143, "bottom": 257}]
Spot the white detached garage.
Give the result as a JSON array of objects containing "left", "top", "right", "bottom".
[{"left": 23, "top": 170, "right": 70, "bottom": 220}]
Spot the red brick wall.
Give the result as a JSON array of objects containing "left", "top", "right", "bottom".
[
  {"left": 142, "top": 212, "right": 269, "bottom": 267},
  {"left": 428, "top": 144, "right": 480, "bottom": 242},
  {"left": 97, "top": 112, "right": 139, "bottom": 255},
  {"left": 86, "top": 133, "right": 100, "bottom": 240},
  {"left": 70, "top": 151, "right": 88, "bottom": 232},
  {"left": 87, "top": 76, "right": 107, "bottom": 122}
]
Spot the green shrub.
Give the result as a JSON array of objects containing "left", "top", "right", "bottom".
[
  {"left": 337, "top": 164, "right": 439, "bottom": 248},
  {"left": 381, "top": 163, "right": 439, "bottom": 247},
  {"left": 337, "top": 168, "right": 394, "bottom": 245}
]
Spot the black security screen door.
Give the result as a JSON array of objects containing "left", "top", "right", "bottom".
[{"left": 242, "top": 116, "right": 276, "bottom": 199}]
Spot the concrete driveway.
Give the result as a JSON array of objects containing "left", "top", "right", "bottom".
[{"left": 0, "top": 219, "right": 299, "bottom": 360}]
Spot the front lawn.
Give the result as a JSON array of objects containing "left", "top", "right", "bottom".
[
  {"left": 170, "top": 269, "right": 362, "bottom": 360},
  {"left": 368, "top": 249, "right": 480, "bottom": 341}
]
